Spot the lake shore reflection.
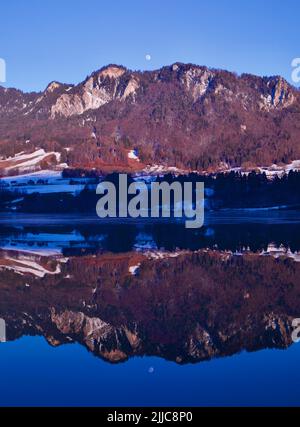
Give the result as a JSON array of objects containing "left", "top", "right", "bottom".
[{"left": 0, "top": 218, "right": 299, "bottom": 364}]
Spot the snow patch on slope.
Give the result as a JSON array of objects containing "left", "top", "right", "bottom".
[
  {"left": 0, "top": 149, "right": 67, "bottom": 174},
  {"left": 128, "top": 149, "right": 140, "bottom": 161}
]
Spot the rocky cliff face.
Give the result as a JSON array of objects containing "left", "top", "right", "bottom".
[
  {"left": 50, "top": 66, "right": 140, "bottom": 118},
  {"left": 0, "top": 63, "right": 300, "bottom": 172}
]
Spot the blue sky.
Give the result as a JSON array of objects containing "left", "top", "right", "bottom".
[{"left": 1, "top": 0, "right": 299, "bottom": 92}]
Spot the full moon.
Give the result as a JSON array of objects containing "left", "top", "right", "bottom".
[{"left": 145, "top": 54, "right": 151, "bottom": 61}]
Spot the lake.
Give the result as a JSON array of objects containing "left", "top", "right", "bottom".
[{"left": 0, "top": 211, "right": 300, "bottom": 406}]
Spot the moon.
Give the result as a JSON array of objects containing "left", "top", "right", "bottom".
[{"left": 145, "top": 54, "right": 151, "bottom": 61}]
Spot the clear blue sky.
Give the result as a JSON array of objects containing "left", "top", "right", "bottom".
[{"left": 1, "top": 0, "right": 299, "bottom": 92}]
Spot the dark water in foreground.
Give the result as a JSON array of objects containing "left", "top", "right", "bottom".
[{"left": 0, "top": 211, "right": 300, "bottom": 406}]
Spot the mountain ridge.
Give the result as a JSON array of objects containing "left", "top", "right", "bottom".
[{"left": 1, "top": 62, "right": 300, "bottom": 174}]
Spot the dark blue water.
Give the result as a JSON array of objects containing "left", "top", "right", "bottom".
[{"left": 0, "top": 337, "right": 299, "bottom": 406}]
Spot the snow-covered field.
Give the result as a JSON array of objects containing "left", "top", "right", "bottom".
[
  {"left": 220, "top": 160, "right": 300, "bottom": 178},
  {"left": 0, "top": 170, "right": 95, "bottom": 195},
  {"left": 0, "top": 149, "right": 67, "bottom": 174},
  {"left": 1, "top": 147, "right": 300, "bottom": 182},
  {"left": 139, "top": 160, "right": 300, "bottom": 179}
]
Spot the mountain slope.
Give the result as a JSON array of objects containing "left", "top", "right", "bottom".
[{"left": 1, "top": 63, "right": 300, "bottom": 173}]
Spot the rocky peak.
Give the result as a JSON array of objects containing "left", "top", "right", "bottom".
[
  {"left": 155, "top": 63, "right": 215, "bottom": 101},
  {"left": 50, "top": 65, "right": 139, "bottom": 118},
  {"left": 181, "top": 65, "right": 214, "bottom": 101},
  {"left": 45, "top": 81, "right": 63, "bottom": 93},
  {"left": 260, "top": 76, "right": 295, "bottom": 110},
  {"left": 96, "top": 64, "right": 126, "bottom": 80}
]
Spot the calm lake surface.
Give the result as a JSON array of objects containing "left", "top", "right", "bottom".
[{"left": 0, "top": 211, "right": 300, "bottom": 406}]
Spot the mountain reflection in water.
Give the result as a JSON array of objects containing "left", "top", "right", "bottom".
[{"left": 0, "top": 212, "right": 300, "bottom": 365}]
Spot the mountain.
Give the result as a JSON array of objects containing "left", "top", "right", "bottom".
[{"left": 1, "top": 63, "right": 300, "bottom": 174}]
